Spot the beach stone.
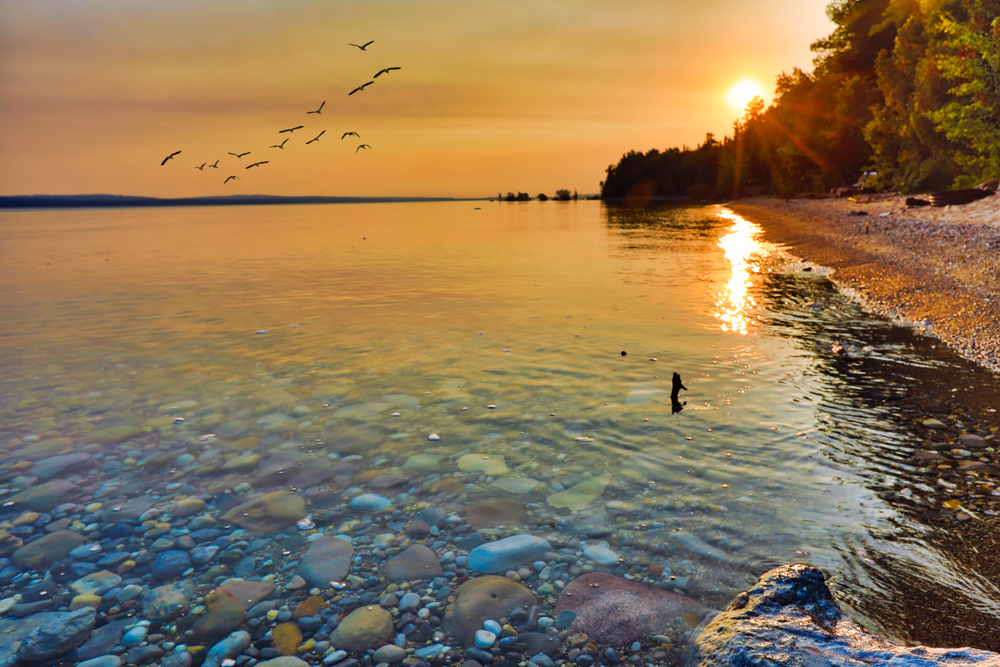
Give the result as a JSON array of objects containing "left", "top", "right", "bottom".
[
  {"left": 70, "top": 570, "right": 122, "bottom": 596},
  {"left": 162, "top": 654, "right": 193, "bottom": 667},
  {"left": 373, "top": 644, "right": 408, "bottom": 663},
  {"left": 70, "top": 594, "right": 102, "bottom": 610},
  {"left": 350, "top": 493, "right": 392, "bottom": 512},
  {"left": 384, "top": 544, "right": 444, "bottom": 582},
  {"left": 468, "top": 534, "right": 550, "bottom": 573},
  {"left": 398, "top": 591, "right": 422, "bottom": 613},
  {"left": 12, "top": 529, "right": 88, "bottom": 568},
  {"left": 669, "top": 531, "right": 726, "bottom": 561},
  {"left": 555, "top": 572, "right": 699, "bottom": 645},
  {"left": 256, "top": 659, "right": 310, "bottom": 667},
  {"left": 77, "top": 657, "right": 123, "bottom": 667},
  {"left": 444, "top": 576, "right": 536, "bottom": 647},
  {"left": 583, "top": 545, "right": 619, "bottom": 565},
  {"left": 546, "top": 474, "right": 611, "bottom": 511},
  {"left": 16, "top": 606, "right": 97, "bottom": 661},
  {"left": 490, "top": 477, "right": 541, "bottom": 495},
  {"left": 922, "top": 418, "right": 947, "bottom": 428},
  {"left": 31, "top": 452, "right": 92, "bottom": 479},
  {"left": 213, "top": 577, "right": 276, "bottom": 612},
  {"left": 960, "top": 434, "right": 988, "bottom": 449},
  {"left": 297, "top": 535, "right": 354, "bottom": 588},
  {"left": 0, "top": 530, "right": 23, "bottom": 557},
  {"left": 87, "top": 425, "right": 141, "bottom": 445},
  {"left": 127, "top": 645, "right": 164, "bottom": 665},
  {"left": 221, "top": 491, "right": 306, "bottom": 533},
  {"left": 464, "top": 498, "right": 528, "bottom": 528},
  {"left": 222, "top": 454, "right": 261, "bottom": 473},
  {"left": 168, "top": 498, "right": 207, "bottom": 517},
  {"left": 202, "top": 630, "right": 252, "bottom": 667},
  {"left": 142, "top": 580, "right": 195, "bottom": 622},
  {"left": 151, "top": 549, "right": 191, "bottom": 579},
  {"left": 6, "top": 479, "right": 80, "bottom": 511},
  {"left": 457, "top": 454, "right": 508, "bottom": 476},
  {"left": 690, "top": 564, "right": 1000, "bottom": 666},
  {"left": 329, "top": 605, "right": 393, "bottom": 652}
]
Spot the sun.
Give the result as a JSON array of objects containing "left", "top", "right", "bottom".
[{"left": 725, "top": 78, "right": 767, "bottom": 111}]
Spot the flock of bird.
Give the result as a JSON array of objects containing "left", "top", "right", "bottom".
[{"left": 159, "top": 41, "right": 399, "bottom": 184}]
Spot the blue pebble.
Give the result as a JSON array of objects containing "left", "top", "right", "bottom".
[
  {"left": 150, "top": 550, "right": 191, "bottom": 580},
  {"left": 324, "top": 650, "right": 348, "bottom": 665},
  {"left": 468, "top": 534, "right": 551, "bottom": 574},
  {"left": 555, "top": 609, "right": 576, "bottom": 630},
  {"left": 349, "top": 493, "right": 392, "bottom": 512},
  {"left": 122, "top": 625, "right": 148, "bottom": 647},
  {"left": 414, "top": 644, "right": 450, "bottom": 660},
  {"left": 483, "top": 619, "right": 501, "bottom": 635},
  {"left": 529, "top": 654, "right": 555, "bottom": 667},
  {"left": 474, "top": 629, "right": 497, "bottom": 649},
  {"left": 630, "top": 641, "right": 641, "bottom": 652}
]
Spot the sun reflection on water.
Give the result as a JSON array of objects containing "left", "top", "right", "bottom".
[{"left": 715, "top": 208, "right": 765, "bottom": 335}]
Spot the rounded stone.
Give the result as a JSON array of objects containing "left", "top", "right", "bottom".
[
  {"left": 329, "top": 605, "right": 393, "bottom": 652},
  {"left": 151, "top": 550, "right": 191, "bottom": 580},
  {"left": 444, "top": 576, "right": 537, "bottom": 647}
]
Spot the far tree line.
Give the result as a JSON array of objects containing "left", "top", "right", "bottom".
[
  {"left": 499, "top": 189, "right": 580, "bottom": 201},
  {"left": 601, "top": 0, "right": 999, "bottom": 201}
]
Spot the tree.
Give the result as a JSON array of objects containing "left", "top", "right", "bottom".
[
  {"left": 537, "top": 193, "right": 549, "bottom": 201},
  {"left": 555, "top": 189, "right": 572, "bottom": 201}
]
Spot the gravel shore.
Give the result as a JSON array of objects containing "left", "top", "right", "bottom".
[{"left": 729, "top": 193, "right": 1000, "bottom": 372}]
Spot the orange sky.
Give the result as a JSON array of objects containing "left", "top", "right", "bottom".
[{"left": 0, "top": 1, "right": 834, "bottom": 198}]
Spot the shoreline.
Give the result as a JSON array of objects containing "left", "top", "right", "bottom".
[{"left": 729, "top": 194, "right": 1000, "bottom": 374}]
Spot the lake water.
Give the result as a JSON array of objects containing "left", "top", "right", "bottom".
[{"left": 2, "top": 201, "right": 999, "bottom": 655}]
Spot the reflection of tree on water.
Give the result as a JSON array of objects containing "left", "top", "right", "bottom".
[{"left": 758, "top": 266, "right": 1000, "bottom": 651}]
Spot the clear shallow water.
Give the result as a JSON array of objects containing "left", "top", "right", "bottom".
[{"left": 2, "top": 201, "right": 999, "bottom": 651}]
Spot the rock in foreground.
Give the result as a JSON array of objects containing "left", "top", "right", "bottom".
[{"left": 689, "top": 563, "right": 1000, "bottom": 667}]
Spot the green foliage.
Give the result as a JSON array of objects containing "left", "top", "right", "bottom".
[{"left": 601, "top": 0, "right": 997, "bottom": 200}]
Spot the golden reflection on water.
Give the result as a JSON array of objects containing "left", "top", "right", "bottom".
[{"left": 714, "top": 208, "right": 766, "bottom": 335}]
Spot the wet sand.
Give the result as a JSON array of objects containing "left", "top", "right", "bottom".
[{"left": 729, "top": 194, "right": 1000, "bottom": 373}]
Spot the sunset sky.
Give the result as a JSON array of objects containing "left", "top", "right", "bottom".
[{"left": 0, "top": 1, "right": 834, "bottom": 198}]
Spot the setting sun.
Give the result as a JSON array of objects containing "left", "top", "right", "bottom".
[{"left": 725, "top": 78, "right": 768, "bottom": 112}]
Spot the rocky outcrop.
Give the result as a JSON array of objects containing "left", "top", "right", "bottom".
[{"left": 688, "top": 563, "right": 1000, "bottom": 667}]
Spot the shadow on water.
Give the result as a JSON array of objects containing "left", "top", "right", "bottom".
[{"left": 605, "top": 202, "right": 1000, "bottom": 651}]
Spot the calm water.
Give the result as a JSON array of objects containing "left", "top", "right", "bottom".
[{"left": 2, "top": 201, "right": 999, "bottom": 649}]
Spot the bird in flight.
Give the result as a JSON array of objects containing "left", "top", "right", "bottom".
[
  {"left": 224, "top": 175, "right": 239, "bottom": 183},
  {"left": 349, "top": 40, "right": 374, "bottom": 51},
  {"left": 229, "top": 151, "right": 250, "bottom": 159},
  {"left": 342, "top": 131, "right": 360, "bottom": 139},
  {"left": 280, "top": 126, "right": 304, "bottom": 133},
  {"left": 306, "top": 130, "right": 326, "bottom": 145},
  {"left": 246, "top": 161, "right": 269, "bottom": 169},
  {"left": 349, "top": 81, "right": 374, "bottom": 95},
  {"left": 271, "top": 138, "right": 288, "bottom": 150},
  {"left": 308, "top": 101, "right": 325, "bottom": 114},
  {"left": 160, "top": 150, "right": 181, "bottom": 166},
  {"left": 195, "top": 163, "right": 206, "bottom": 171},
  {"left": 208, "top": 160, "right": 220, "bottom": 169},
  {"left": 373, "top": 67, "right": 401, "bottom": 78},
  {"left": 356, "top": 144, "right": 371, "bottom": 153}
]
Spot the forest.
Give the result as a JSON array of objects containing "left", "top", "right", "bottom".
[{"left": 600, "top": 0, "right": 999, "bottom": 200}]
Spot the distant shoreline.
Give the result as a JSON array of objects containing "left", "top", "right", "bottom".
[{"left": 0, "top": 194, "right": 488, "bottom": 210}]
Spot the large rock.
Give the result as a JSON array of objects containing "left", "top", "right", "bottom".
[
  {"left": 384, "top": 544, "right": 444, "bottom": 582},
  {"left": 444, "top": 576, "right": 536, "bottom": 647},
  {"left": 297, "top": 536, "right": 354, "bottom": 588},
  {"left": 689, "top": 564, "right": 1000, "bottom": 667},
  {"left": 5, "top": 479, "right": 80, "bottom": 511},
  {"left": 211, "top": 578, "right": 276, "bottom": 612},
  {"left": 329, "top": 605, "right": 393, "bottom": 652},
  {"left": 221, "top": 491, "right": 306, "bottom": 533},
  {"left": 0, "top": 607, "right": 97, "bottom": 663},
  {"left": 555, "top": 572, "right": 699, "bottom": 646},
  {"left": 12, "top": 529, "right": 88, "bottom": 568},
  {"left": 467, "top": 534, "right": 550, "bottom": 573}
]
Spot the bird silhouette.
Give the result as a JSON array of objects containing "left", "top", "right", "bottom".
[
  {"left": 356, "top": 144, "right": 371, "bottom": 153},
  {"left": 306, "top": 130, "right": 326, "bottom": 145},
  {"left": 224, "top": 175, "right": 239, "bottom": 183},
  {"left": 195, "top": 163, "right": 206, "bottom": 171},
  {"left": 342, "top": 132, "right": 360, "bottom": 139},
  {"left": 349, "top": 40, "right": 374, "bottom": 51},
  {"left": 307, "top": 101, "right": 325, "bottom": 114},
  {"left": 229, "top": 151, "right": 250, "bottom": 159},
  {"left": 373, "top": 67, "right": 401, "bottom": 78},
  {"left": 271, "top": 138, "right": 288, "bottom": 149},
  {"left": 279, "top": 126, "right": 304, "bottom": 134},
  {"left": 246, "top": 161, "right": 269, "bottom": 169},
  {"left": 208, "top": 160, "right": 220, "bottom": 169},
  {"left": 349, "top": 81, "right": 374, "bottom": 95},
  {"left": 160, "top": 150, "right": 181, "bottom": 166}
]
